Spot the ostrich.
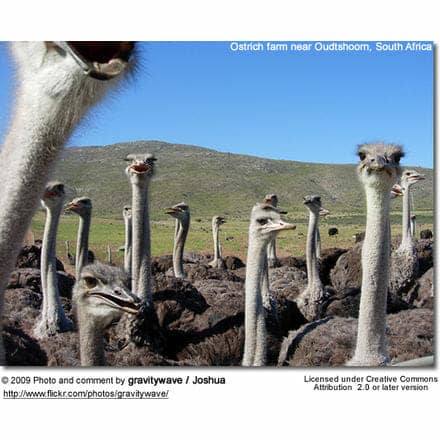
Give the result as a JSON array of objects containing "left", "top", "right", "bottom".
[
  {"left": 389, "top": 169, "right": 425, "bottom": 297},
  {"left": 347, "top": 143, "right": 403, "bottom": 366},
  {"left": 208, "top": 215, "right": 226, "bottom": 269},
  {"left": 122, "top": 205, "right": 132, "bottom": 276},
  {"left": 316, "top": 206, "right": 330, "bottom": 259},
  {"left": 73, "top": 262, "right": 141, "bottom": 366},
  {"left": 165, "top": 202, "right": 190, "bottom": 279},
  {"left": 125, "top": 153, "right": 156, "bottom": 302},
  {"left": 399, "top": 170, "right": 425, "bottom": 247},
  {"left": 242, "top": 203, "right": 295, "bottom": 366},
  {"left": 263, "top": 194, "right": 280, "bottom": 268},
  {"left": 259, "top": 195, "right": 290, "bottom": 323},
  {"left": 0, "top": 41, "right": 134, "bottom": 364},
  {"left": 34, "top": 182, "right": 74, "bottom": 338},
  {"left": 65, "top": 197, "right": 93, "bottom": 279},
  {"left": 390, "top": 183, "right": 403, "bottom": 199},
  {"left": 296, "top": 195, "right": 328, "bottom": 321}
]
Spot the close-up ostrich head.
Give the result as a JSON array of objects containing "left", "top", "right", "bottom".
[
  {"left": 249, "top": 203, "right": 295, "bottom": 241},
  {"left": 356, "top": 143, "right": 403, "bottom": 189},
  {"left": 41, "top": 181, "right": 65, "bottom": 208},
  {"left": 165, "top": 202, "right": 190, "bottom": 220},
  {"left": 263, "top": 194, "right": 278, "bottom": 206},
  {"left": 390, "top": 183, "right": 404, "bottom": 198},
  {"left": 303, "top": 195, "right": 322, "bottom": 213},
  {"left": 65, "top": 197, "right": 92, "bottom": 217},
  {"left": 122, "top": 205, "right": 132, "bottom": 219},
  {"left": 400, "top": 169, "right": 425, "bottom": 188},
  {"left": 125, "top": 153, "right": 157, "bottom": 185},
  {"left": 213, "top": 215, "right": 226, "bottom": 226},
  {"left": 73, "top": 262, "right": 141, "bottom": 325},
  {"left": 14, "top": 42, "right": 135, "bottom": 81}
]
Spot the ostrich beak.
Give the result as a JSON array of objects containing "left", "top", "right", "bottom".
[
  {"left": 89, "top": 289, "right": 141, "bottom": 315},
  {"left": 409, "top": 172, "right": 425, "bottom": 182},
  {"left": 165, "top": 207, "right": 178, "bottom": 215},
  {"left": 65, "top": 202, "right": 79, "bottom": 212},
  {"left": 365, "top": 155, "right": 399, "bottom": 177},
  {"left": 261, "top": 220, "right": 296, "bottom": 233},
  {"left": 52, "top": 41, "right": 135, "bottom": 80},
  {"left": 129, "top": 162, "right": 153, "bottom": 174}
]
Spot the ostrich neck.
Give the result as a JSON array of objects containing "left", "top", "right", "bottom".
[
  {"left": 306, "top": 210, "right": 321, "bottom": 288},
  {"left": 0, "top": 84, "right": 77, "bottom": 296},
  {"left": 401, "top": 186, "right": 413, "bottom": 249},
  {"left": 355, "top": 185, "right": 391, "bottom": 362},
  {"left": 131, "top": 179, "right": 152, "bottom": 302},
  {"left": 213, "top": 224, "right": 221, "bottom": 260},
  {"left": 315, "top": 227, "right": 321, "bottom": 260},
  {"left": 0, "top": 79, "right": 98, "bottom": 364},
  {"left": 41, "top": 204, "right": 64, "bottom": 317},
  {"left": 76, "top": 213, "right": 91, "bottom": 278},
  {"left": 242, "top": 233, "right": 268, "bottom": 366},
  {"left": 124, "top": 216, "right": 132, "bottom": 275},
  {"left": 78, "top": 312, "right": 106, "bottom": 366},
  {"left": 173, "top": 218, "right": 189, "bottom": 278},
  {"left": 245, "top": 236, "right": 267, "bottom": 304}
]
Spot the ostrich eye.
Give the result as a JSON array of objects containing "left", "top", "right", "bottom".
[
  {"left": 83, "top": 276, "right": 97, "bottom": 288},
  {"left": 358, "top": 152, "right": 366, "bottom": 161},
  {"left": 257, "top": 218, "right": 268, "bottom": 225}
]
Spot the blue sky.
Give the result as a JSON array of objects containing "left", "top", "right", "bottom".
[{"left": 0, "top": 41, "right": 433, "bottom": 167}]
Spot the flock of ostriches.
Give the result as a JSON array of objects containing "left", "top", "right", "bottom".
[{"left": 0, "top": 42, "right": 434, "bottom": 367}]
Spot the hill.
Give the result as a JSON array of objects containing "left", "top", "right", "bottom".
[{"left": 52, "top": 140, "right": 434, "bottom": 221}]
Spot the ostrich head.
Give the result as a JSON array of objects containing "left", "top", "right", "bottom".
[
  {"left": 73, "top": 262, "right": 141, "bottom": 327},
  {"left": 122, "top": 205, "right": 132, "bottom": 220},
  {"left": 41, "top": 181, "right": 65, "bottom": 209},
  {"left": 125, "top": 153, "right": 156, "bottom": 186},
  {"left": 165, "top": 202, "right": 190, "bottom": 221},
  {"left": 391, "top": 183, "right": 404, "bottom": 198},
  {"left": 356, "top": 143, "right": 403, "bottom": 189},
  {"left": 400, "top": 169, "right": 425, "bottom": 189},
  {"left": 12, "top": 42, "right": 135, "bottom": 111},
  {"left": 51, "top": 42, "right": 135, "bottom": 80},
  {"left": 14, "top": 42, "right": 134, "bottom": 81},
  {"left": 212, "top": 215, "right": 226, "bottom": 227},
  {"left": 249, "top": 203, "right": 295, "bottom": 244},
  {"left": 65, "top": 197, "right": 92, "bottom": 218},
  {"left": 303, "top": 195, "right": 323, "bottom": 215},
  {"left": 263, "top": 194, "right": 278, "bottom": 207}
]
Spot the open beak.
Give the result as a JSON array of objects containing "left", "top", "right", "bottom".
[
  {"left": 65, "top": 202, "right": 79, "bottom": 212},
  {"left": 89, "top": 290, "right": 141, "bottom": 315},
  {"left": 261, "top": 220, "right": 296, "bottom": 233},
  {"left": 53, "top": 41, "right": 134, "bottom": 80},
  {"left": 129, "top": 162, "right": 153, "bottom": 174},
  {"left": 391, "top": 184, "right": 404, "bottom": 197}
]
